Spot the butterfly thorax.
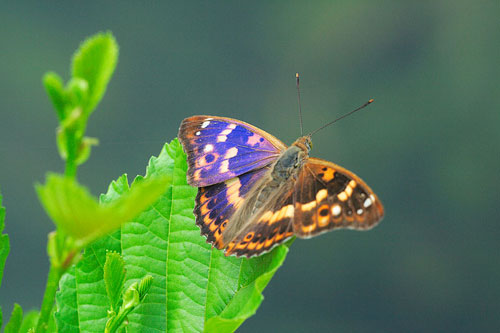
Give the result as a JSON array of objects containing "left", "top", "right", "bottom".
[
  {"left": 272, "top": 135, "right": 312, "bottom": 180},
  {"left": 250, "top": 136, "right": 311, "bottom": 215},
  {"left": 271, "top": 142, "right": 309, "bottom": 181}
]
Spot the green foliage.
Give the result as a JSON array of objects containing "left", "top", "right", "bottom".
[
  {"left": 105, "top": 276, "right": 154, "bottom": 332},
  {"left": 43, "top": 73, "right": 66, "bottom": 121},
  {"left": 103, "top": 252, "right": 153, "bottom": 332},
  {"left": 137, "top": 275, "right": 153, "bottom": 302},
  {"left": 0, "top": 193, "right": 9, "bottom": 330},
  {"left": 36, "top": 173, "right": 170, "bottom": 250},
  {"left": 1, "top": 307, "right": 42, "bottom": 333},
  {"left": 34, "top": 31, "right": 158, "bottom": 333},
  {"left": 54, "top": 139, "right": 291, "bottom": 332},
  {"left": 203, "top": 250, "right": 290, "bottom": 332},
  {"left": 19, "top": 310, "right": 40, "bottom": 333},
  {"left": 0, "top": 193, "right": 8, "bottom": 290},
  {"left": 103, "top": 252, "right": 126, "bottom": 313},
  {"left": 42, "top": 31, "right": 118, "bottom": 175},
  {"left": 4, "top": 304, "right": 22, "bottom": 333},
  {"left": 54, "top": 267, "right": 78, "bottom": 332},
  {"left": 2, "top": 31, "right": 291, "bottom": 333},
  {"left": 72, "top": 32, "right": 118, "bottom": 116}
]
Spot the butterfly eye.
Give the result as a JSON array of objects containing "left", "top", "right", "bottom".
[{"left": 305, "top": 139, "right": 312, "bottom": 150}]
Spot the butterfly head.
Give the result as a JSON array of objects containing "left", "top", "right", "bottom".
[{"left": 292, "top": 135, "right": 313, "bottom": 152}]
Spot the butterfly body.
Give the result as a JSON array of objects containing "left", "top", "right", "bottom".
[{"left": 179, "top": 116, "right": 383, "bottom": 257}]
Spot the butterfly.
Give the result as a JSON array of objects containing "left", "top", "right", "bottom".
[{"left": 178, "top": 105, "right": 383, "bottom": 258}]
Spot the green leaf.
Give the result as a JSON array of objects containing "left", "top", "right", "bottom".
[
  {"left": 19, "top": 310, "right": 39, "bottom": 333},
  {"left": 72, "top": 31, "right": 118, "bottom": 115},
  {"left": 204, "top": 242, "right": 292, "bottom": 332},
  {"left": 55, "top": 139, "right": 290, "bottom": 332},
  {"left": 137, "top": 275, "right": 153, "bottom": 301},
  {"left": 4, "top": 303, "right": 22, "bottom": 333},
  {"left": 36, "top": 173, "right": 170, "bottom": 249},
  {"left": 105, "top": 277, "right": 153, "bottom": 333},
  {"left": 121, "top": 282, "right": 140, "bottom": 311},
  {"left": 44, "top": 32, "right": 118, "bottom": 171},
  {"left": 55, "top": 267, "right": 79, "bottom": 332},
  {"left": 47, "top": 308, "right": 57, "bottom": 332},
  {"left": 43, "top": 72, "right": 66, "bottom": 121},
  {"left": 66, "top": 77, "right": 89, "bottom": 110},
  {"left": 55, "top": 177, "right": 128, "bottom": 332},
  {"left": 104, "top": 252, "right": 126, "bottom": 312},
  {"left": 0, "top": 193, "right": 9, "bottom": 291}
]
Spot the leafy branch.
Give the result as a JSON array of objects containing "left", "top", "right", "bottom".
[
  {"left": 33, "top": 32, "right": 170, "bottom": 333},
  {"left": 0, "top": 31, "right": 291, "bottom": 332}
]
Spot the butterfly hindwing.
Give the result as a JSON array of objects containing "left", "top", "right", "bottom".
[
  {"left": 194, "top": 166, "right": 270, "bottom": 249},
  {"left": 178, "top": 116, "right": 286, "bottom": 187},
  {"left": 225, "top": 188, "right": 295, "bottom": 257},
  {"left": 293, "top": 158, "right": 384, "bottom": 237}
]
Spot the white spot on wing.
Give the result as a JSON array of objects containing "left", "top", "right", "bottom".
[
  {"left": 217, "top": 135, "right": 227, "bottom": 142},
  {"left": 195, "top": 131, "right": 201, "bottom": 136},
  {"left": 363, "top": 198, "right": 372, "bottom": 208},
  {"left": 204, "top": 144, "right": 214, "bottom": 153},
  {"left": 201, "top": 121, "right": 210, "bottom": 128},
  {"left": 219, "top": 160, "right": 229, "bottom": 173},
  {"left": 219, "top": 123, "right": 238, "bottom": 138},
  {"left": 225, "top": 147, "right": 238, "bottom": 159},
  {"left": 332, "top": 204, "right": 341, "bottom": 216},
  {"left": 357, "top": 208, "right": 363, "bottom": 215}
]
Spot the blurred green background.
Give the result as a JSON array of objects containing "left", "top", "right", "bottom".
[{"left": 1, "top": 1, "right": 499, "bottom": 331}]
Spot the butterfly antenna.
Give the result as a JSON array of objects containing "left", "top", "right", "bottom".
[
  {"left": 309, "top": 99, "right": 375, "bottom": 137},
  {"left": 296, "top": 73, "right": 304, "bottom": 136}
]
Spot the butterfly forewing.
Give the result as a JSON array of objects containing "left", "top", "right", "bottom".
[
  {"left": 293, "top": 158, "right": 384, "bottom": 238},
  {"left": 178, "top": 116, "right": 286, "bottom": 187}
]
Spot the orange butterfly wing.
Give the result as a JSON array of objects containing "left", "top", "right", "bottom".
[{"left": 293, "top": 158, "right": 384, "bottom": 237}]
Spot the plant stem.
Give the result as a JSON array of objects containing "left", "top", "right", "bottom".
[
  {"left": 65, "top": 158, "right": 77, "bottom": 178},
  {"left": 65, "top": 130, "right": 78, "bottom": 178},
  {"left": 35, "top": 264, "right": 64, "bottom": 332},
  {"left": 105, "top": 308, "right": 131, "bottom": 333}
]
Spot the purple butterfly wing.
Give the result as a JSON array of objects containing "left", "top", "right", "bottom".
[{"left": 178, "top": 116, "right": 286, "bottom": 187}]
